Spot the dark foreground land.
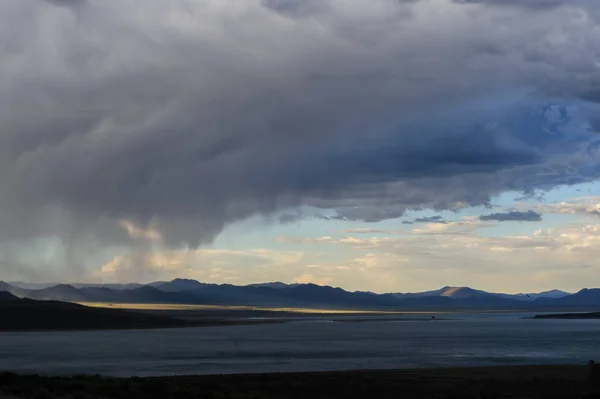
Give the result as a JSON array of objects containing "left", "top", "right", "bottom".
[{"left": 1, "top": 365, "right": 599, "bottom": 399}]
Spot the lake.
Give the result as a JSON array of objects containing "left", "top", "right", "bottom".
[{"left": 0, "top": 312, "right": 597, "bottom": 377}]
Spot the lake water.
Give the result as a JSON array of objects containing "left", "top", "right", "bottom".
[{"left": 0, "top": 313, "right": 598, "bottom": 377}]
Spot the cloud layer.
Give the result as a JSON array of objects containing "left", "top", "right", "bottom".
[
  {"left": 280, "top": 214, "right": 600, "bottom": 292},
  {"left": 3, "top": 0, "right": 600, "bottom": 264}
]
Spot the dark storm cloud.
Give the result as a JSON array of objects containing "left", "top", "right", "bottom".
[
  {"left": 452, "top": 0, "right": 600, "bottom": 11},
  {"left": 480, "top": 210, "right": 543, "bottom": 222},
  {"left": 44, "top": 0, "right": 86, "bottom": 7},
  {"left": 453, "top": 0, "right": 566, "bottom": 9},
  {"left": 399, "top": 215, "right": 447, "bottom": 224},
  {"left": 399, "top": 215, "right": 448, "bottom": 224},
  {"left": 2, "top": 0, "right": 600, "bottom": 268},
  {"left": 260, "top": 0, "right": 330, "bottom": 17},
  {"left": 278, "top": 213, "right": 303, "bottom": 223}
]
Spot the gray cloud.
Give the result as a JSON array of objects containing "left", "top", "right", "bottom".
[
  {"left": 260, "top": 0, "right": 330, "bottom": 17},
  {"left": 414, "top": 216, "right": 445, "bottom": 223},
  {"left": 408, "top": 216, "right": 447, "bottom": 224},
  {"left": 452, "top": 0, "right": 600, "bottom": 11},
  {"left": 514, "top": 191, "right": 546, "bottom": 202},
  {"left": 2, "top": 0, "right": 600, "bottom": 277},
  {"left": 44, "top": 0, "right": 86, "bottom": 8},
  {"left": 453, "top": 0, "right": 567, "bottom": 9},
  {"left": 480, "top": 210, "right": 543, "bottom": 222},
  {"left": 277, "top": 213, "right": 303, "bottom": 223}
]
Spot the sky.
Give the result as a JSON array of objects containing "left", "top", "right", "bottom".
[{"left": 3, "top": 0, "right": 600, "bottom": 293}]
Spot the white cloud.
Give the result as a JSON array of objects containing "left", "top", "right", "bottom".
[
  {"left": 92, "top": 248, "right": 307, "bottom": 283},
  {"left": 523, "top": 196, "right": 600, "bottom": 216},
  {"left": 280, "top": 215, "right": 600, "bottom": 292}
]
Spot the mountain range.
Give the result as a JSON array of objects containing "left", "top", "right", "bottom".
[{"left": 0, "top": 279, "right": 594, "bottom": 310}]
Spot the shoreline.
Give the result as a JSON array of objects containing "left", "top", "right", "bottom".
[
  {"left": 78, "top": 301, "right": 600, "bottom": 314},
  {"left": 141, "top": 364, "right": 589, "bottom": 379},
  {"left": 1, "top": 309, "right": 595, "bottom": 333},
  {"left": 1, "top": 299, "right": 597, "bottom": 334}
]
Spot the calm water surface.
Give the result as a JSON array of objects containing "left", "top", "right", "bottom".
[{"left": 0, "top": 313, "right": 598, "bottom": 377}]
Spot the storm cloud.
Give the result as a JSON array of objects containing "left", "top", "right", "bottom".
[
  {"left": 2, "top": 0, "right": 600, "bottom": 260},
  {"left": 452, "top": 0, "right": 598, "bottom": 10}
]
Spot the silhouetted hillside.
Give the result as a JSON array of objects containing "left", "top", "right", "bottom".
[
  {"left": 0, "top": 299, "right": 188, "bottom": 331},
  {"left": 0, "top": 291, "right": 18, "bottom": 302}
]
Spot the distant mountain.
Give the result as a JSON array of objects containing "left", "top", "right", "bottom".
[
  {"left": 394, "top": 286, "right": 495, "bottom": 299},
  {"left": 8, "top": 282, "right": 58, "bottom": 290},
  {"left": 395, "top": 286, "right": 572, "bottom": 303},
  {"left": 76, "top": 285, "right": 201, "bottom": 304},
  {"left": 0, "top": 279, "right": 591, "bottom": 310},
  {"left": 530, "top": 289, "right": 570, "bottom": 299},
  {"left": 0, "top": 281, "right": 28, "bottom": 298},
  {"left": 147, "top": 281, "right": 169, "bottom": 288},
  {"left": 147, "top": 281, "right": 580, "bottom": 309},
  {"left": 246, "top": 282, "right": 294, "bottom": 289},
  {"left": 496, "top": 289, "right": 571, "bottom": 301},
  {"left": 28, "top": 284, "right": 88, "bottom": 302},
  {"left": 0, "top": 282, "right": 197, "bottom": 305},
  {"left": 273, "top": 284, "right": 401, "bottom": 308},
  {"left": 156, "top": 278, "right": 209, "bottom": 292},
  {"left": 75, "top": 283, "right": 146, "bottom": 291},
  {"left": 536, "top": 288, "right": 600, "bottom": 307},
  {"left": 152, "top": 282, "right": 401, "bottom": 309},
  {"left": 9, "top": 282, "right": 146, "bottom": 291}
]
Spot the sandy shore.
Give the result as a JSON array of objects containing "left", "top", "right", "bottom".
[{"left": 0, "top": 365, "right": 596, "bottom": 398}]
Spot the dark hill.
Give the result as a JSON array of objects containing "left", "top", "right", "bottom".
[
  {"left": 0, "top": 291, "right": 18, "bottom": 302},
  {"left": 0, "top": 299, "right": 188, "bottom": 331}
]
